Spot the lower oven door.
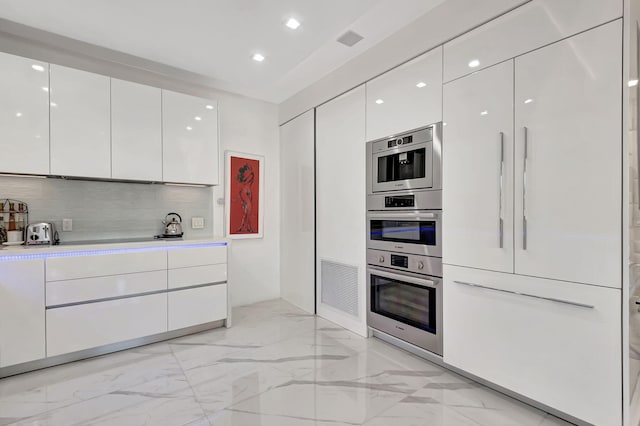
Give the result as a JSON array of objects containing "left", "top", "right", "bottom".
[
  {"left": 367, "top": 211, "right": 441, "bottom": 257},
  {"left": 367, "top": 266, "right": 442, "bottom": 355}
]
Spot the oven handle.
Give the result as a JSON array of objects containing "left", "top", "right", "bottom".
[
  {"left": 368, "top": 267, "right": 438, "bottom": 288},
  {"left": 367, "top": 211, "right": 439, "bottom": 220}
]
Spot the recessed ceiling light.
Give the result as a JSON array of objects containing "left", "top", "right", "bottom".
[
  {"left": 15, "top": 112, "right": 22, "bottom": 117},
  {"left": 416, "top": 82, "right": 427, "bottom": 88},
  {"left": 186, "top": 126, "right": 193, "bottom": 131},
  {"left": 629, "top": 79, "right": 639, "bottom": 87},
  {"left": 252, "top": 53, "right": 265, "bottom": 62},
  {"left": 42, "top": 87, "right": 49, "bottom": 92},
  {"left": 480, "top": 110, "right": 488, "bottom": 116},
  {"left": 206, "top": 105, "right": 214, "bottom": 110},
  {"left": 468, "top": 59, "right": 480, "bottom": 68},
  {"left": 524, "top": 98, "right": 533, "bottom": 104},
  {"left": 375, "top": 99, "right": 384, "bottom": 105},
  {"left": 285, "top": 18, "right": 301, "bottom": 30},
  {"left": 32, "top": 64, "right": 45, "bottom": 72},
  {"left": 194, "top": 116, "right": 202, "bottom": 121},
  {"left": 50, "top": 102, "right": 57, "bottom": 107}
]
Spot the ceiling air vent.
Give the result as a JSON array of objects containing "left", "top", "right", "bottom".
[{"left": 337, "top": 30, "right": 364, "bottom": 47}]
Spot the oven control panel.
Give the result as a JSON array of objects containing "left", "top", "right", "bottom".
[
  {"left": 384, "top": 195, "right": 415, "bottom": 208},
  {"left": 367, "top": 249, "right": 442, "bottom": 277}
]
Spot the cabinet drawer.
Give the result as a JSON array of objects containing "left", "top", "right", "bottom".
[
  {"left": 168, "top": 246, "right": 226, "bottom": 269},
  {"left": 46, "top": 250, "right": 167, "bottom": 281},
  {"left": 46, "top": 293, "right": 167, "bottom": 357},
  {"left": 168, "top": 284, "right": 226, "bottom": 331},
  {"left": 443, "top": 0, "right": 621, "bottom": 82},
  {"left": 443, "top": 265, "right": 621, "bottom": 426},
  {"left": 168, "top": 264, "right": 226, "bottom": 290},
  {"left": 46, "top": 270, "right": 167, "bottom": 307}
]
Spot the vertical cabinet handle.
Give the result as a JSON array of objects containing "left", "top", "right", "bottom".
[
  {"left": 498, "top": 132, "right": 504, "bottom": 249},
  {"left": 523, "top": 126, "right": 528, "bottom": 250}
]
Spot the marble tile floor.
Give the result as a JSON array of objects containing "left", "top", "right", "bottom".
[{"left": 0, "top": 299, "right": 573, "bottom": 426}]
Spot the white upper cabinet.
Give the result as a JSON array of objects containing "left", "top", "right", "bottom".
[
  {"left": 0, "top": 52, "right": 50, "bottom": 175},
  {"left": 162, "top": 91, "right": 218, "bottom": 185},
  {"left": 514, "top": 21, "right": 622, "bottom": 288},
  {"left": 443, "top": 0, "right": 622, "bottom": 82},
  {"left": 50, "top": 65, "right": 111, "bottom": 178},
  {"left": 443, "top": 61, "right": 514, "bottom": 273},
  {"left": 366, "top": 46, "right": 442, "bottom": 141},
  {"left": 111, "top": 79, "right": 162, "bottom": 181}
]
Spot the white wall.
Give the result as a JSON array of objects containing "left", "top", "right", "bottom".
[
  {"left": 280, "top": 111, "right": 315, "bottom": 314},
  {"left": 279, "top": 0, "right": 526, "bottom": 124},
  {"left": 0, "top": 26, "right": 280, "bottom": 308}
]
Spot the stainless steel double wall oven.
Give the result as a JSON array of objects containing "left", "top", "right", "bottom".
[{"left": 366, "top": 123, "right": 443, "bottom": 356}]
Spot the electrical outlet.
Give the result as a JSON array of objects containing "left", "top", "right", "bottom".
[
  {"left": 191, "top": 217, "right": 205, "bottom": 229},
  {"left": 62, "top": 218, "right": 72, "bottom": 232}
]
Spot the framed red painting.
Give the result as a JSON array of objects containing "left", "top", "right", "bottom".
[{"left": 225, "top": 151, "right": 264, "bottom": 239}]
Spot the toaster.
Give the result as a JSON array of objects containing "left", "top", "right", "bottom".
[{"left": 26, "top": 223, "right": 59, "bottom": 245}]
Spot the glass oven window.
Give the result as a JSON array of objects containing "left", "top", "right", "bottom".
[
  {"left": 377, "top": 148, "right": 426, "bottom": 183},
  {"left": 370, "top": 220, "right": 436, "bottom": 245},
  {"left": 371, "top": 274, "right": 436, "bottom": 334}
]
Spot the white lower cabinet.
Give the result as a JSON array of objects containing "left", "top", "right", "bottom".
[
  {"left": 168, "top": 264, "right": 226, "bottom": 290},
  {"left": 168, "top": 284, "right": 227, "bottom": 331},
  {"left": 0, "top": 260, "right": 45, "bottom": 368},
  {"left": 46, "top": 293, "right": 167, "bottom": 357},
  {"left": 443, "top": 265, "right": 621, "bottom": 426}
]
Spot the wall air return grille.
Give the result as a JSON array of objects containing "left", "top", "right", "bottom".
[{"left": 320, "top": 259, "right": 359, "bottom": 317}]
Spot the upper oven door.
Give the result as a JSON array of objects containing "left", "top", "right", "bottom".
[
  {"left": 367, "top": 211, "right": 442, "bottom": 257},
  {"left": 372, "top": 141, "right": 433, "bottom": 193}
]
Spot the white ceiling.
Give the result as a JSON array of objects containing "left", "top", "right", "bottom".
[{"left": 0, "top": 0, "right": 445, "bottom": 103}]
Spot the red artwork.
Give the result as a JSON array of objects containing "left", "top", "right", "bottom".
[{"left": 229, "top": 156, "right": 260, "bottom": 235}]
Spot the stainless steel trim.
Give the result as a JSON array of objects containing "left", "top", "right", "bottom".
[
  {"left": 453, "top": 280, "right": 594, "bottom": 309},
  {"left": 0, "top": 320, "right": 225, "bottom": 379},
  {"left": 499, "top": 132, "right": 504, "bottom": 249},
  {"left": 46, "top": 281, "right": 227, "bottom": 309},
  {"left": 167, "top": 281, "right": 227, "bottom": 293},
  {"left": 523, "top": 126, "right": 528, "bottom": 250},
  {"left": 367, "top": 211, "right": 438, "bottom": 219},
  {"left": 368, "top": 266, "right": 437, "bottom": 288}
]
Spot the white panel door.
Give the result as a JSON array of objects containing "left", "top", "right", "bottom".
[
  {"left": 366, "top": 46, "right": 442, "bottom": 141},
  {"left": 514, "top": 21, "right": 622, "bottom": 287},
  {"left": 443, "top": 0, "right": 622, "bottom": 82},
  {"left": 168, "top": 284, "right": 227, "bottom": 331},
  {"left": 111, "top": 78, "right": 162, "bottom": 181},
  {"left": 162, "top": 91, "right": 218, "bottom": 184},
  {"left": 46, "top": 293, "right": 167, "bottom": 356},
  {"left": 0, "top": 259, "right": 45, "bottom": 367},
  {"left": 50, "top": 65, "right": 111, "bottom": 178},
  {"left": 443, "top": 61, "right": 514, "bottom": 273},
  {"left": 280, "top": 110, "right": 315, "bottom": 314},
  {"left": 0, "top": 52, "right": 49, "bottom": 175},
  {"left": 316, "top": 86, "right": 367, "bottom": 336},
  {"left": 443, "top": 264, "right": 622, "bottom": 426}
]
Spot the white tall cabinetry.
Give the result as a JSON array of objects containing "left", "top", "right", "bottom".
[
  {"left": 444, "top": 21, "right": 621, "bottom": 287},
  {"left": 443, "top": 60, "right": 514, "bottom": 273},
  {"left": 513, "top": 21, "right": 621, "bottom": 287},
  {"left": 162, "top": 91, "right": 218, "bottom": 185},
  {"left": 111, "top": 79, "right": 162, "bottom": 181},
  {"left": 366, "top": 47, "right": 442, "bottom": 141},
  {"left": 280, "top": 110, "right": 315, "bottom": 314},
  {"left": 316, "top": 86, "right": 367, "bottom": 336},
  {"left": 50, "top": 65, "right": 111, "bottom": 179},
  {"left": 442, "top": 20, "right": 622, "bottom": 426},
  {"left": 0, "top": 52, "right": 49, "bottom": 175}
]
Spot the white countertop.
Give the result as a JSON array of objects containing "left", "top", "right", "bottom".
[{"left": 0, "top": 237, "right": 229, "bottom": 259}]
